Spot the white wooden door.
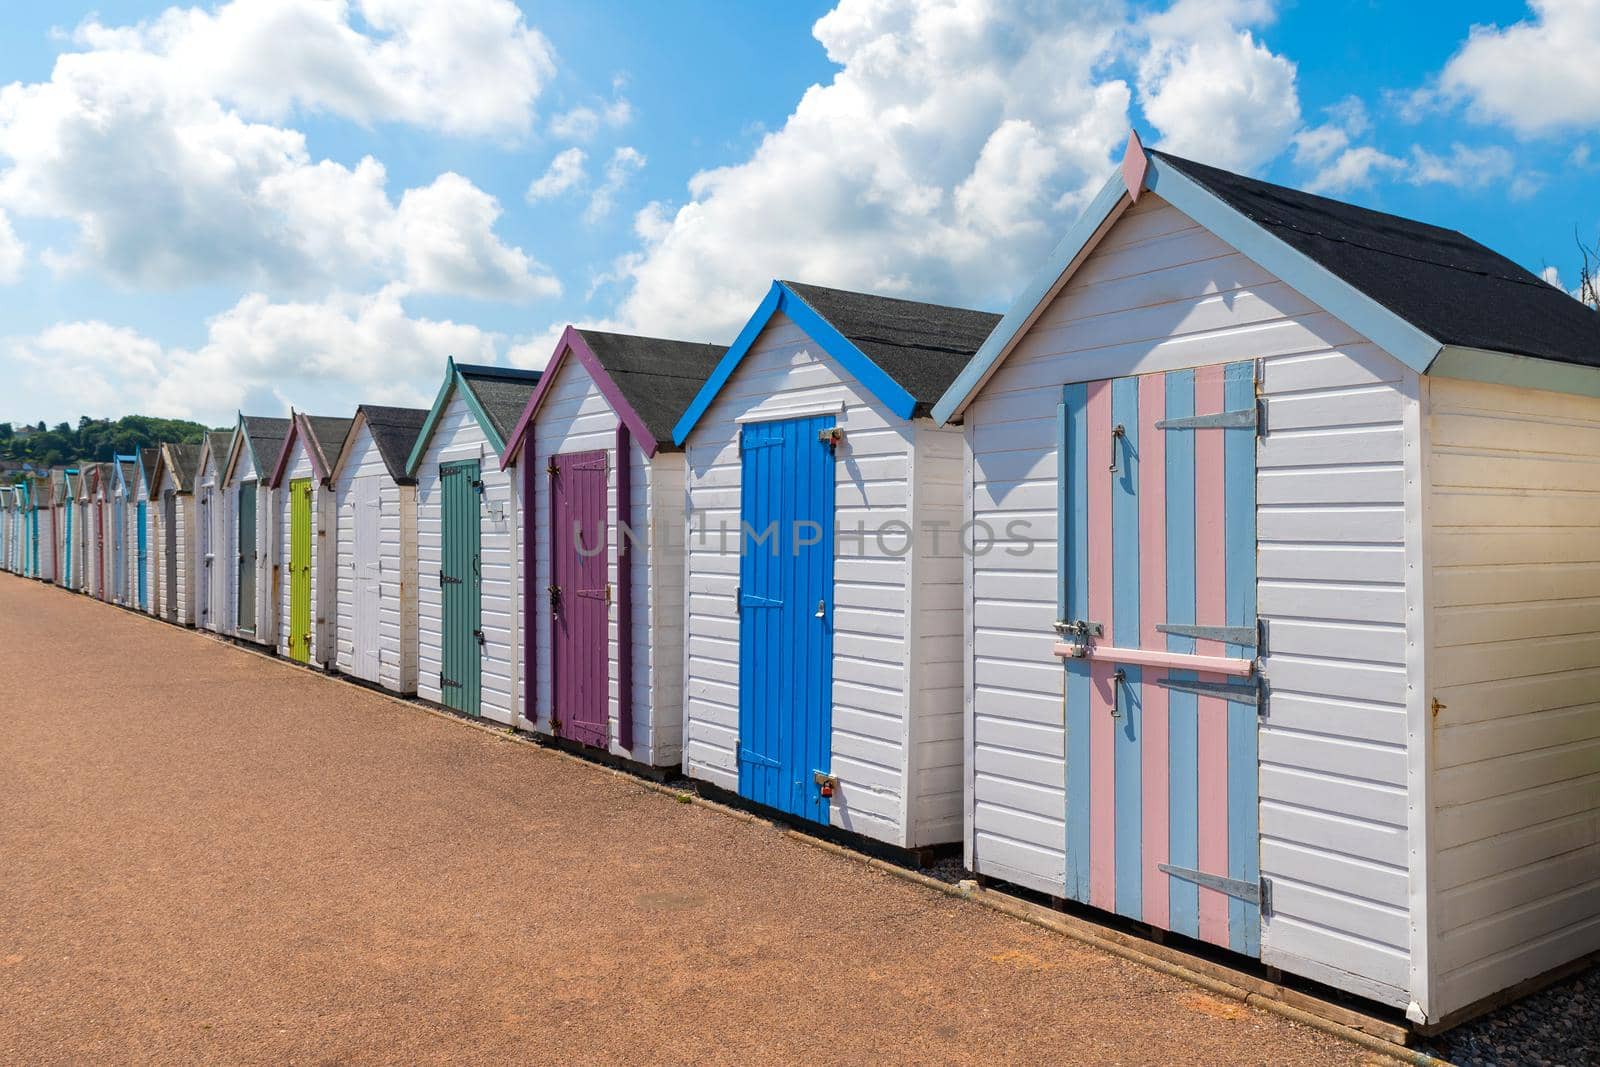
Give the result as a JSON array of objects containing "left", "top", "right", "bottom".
[{"left": 352, "top": 476, "right": 383, "bottom": 682}]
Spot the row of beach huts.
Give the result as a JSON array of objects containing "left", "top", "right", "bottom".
[{"left": 3, "top": 139, "right": 1598, "bottom": 1033}]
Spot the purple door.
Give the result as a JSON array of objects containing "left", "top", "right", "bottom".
[{"left": 550, "top": 450, "right": 609, "bottom": 748}]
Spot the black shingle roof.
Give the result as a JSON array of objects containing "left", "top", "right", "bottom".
[
  {"left": 240, "top": 415, "right": 291, "bottom": 478},
  {"left": 299, "top": 416, "right": 354, "bottom": 479},
  {"left": 781, "top": 281, "right": 1002, "bottom": 414},
  {"left": 205, "top": 431, "right": 232, "bottom": 473},
  {"left": 356, "top": 405, "right": 429, "bottom": 483},
  {"left": 1153, "top": 150, "right": 1600, "bottom": 369},
  {"left": 574, "top": 330, "right": 728, "bottom": 451},
  {"left": 166, "top": 444, "right": 200, "bottom": 491},
  {"left": 139, "top": 447, "right": 160, "bottom": 490},
  {"left": 457, "top": 364, "right": 542, "bottom": 442}
]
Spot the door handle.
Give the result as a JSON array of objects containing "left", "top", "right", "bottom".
[
  {"left": 815, "top": 599, "right": 825, "bottom": 619},
  {"left": 1111, "top": 669, "right": 1126, "bottom": 719}
]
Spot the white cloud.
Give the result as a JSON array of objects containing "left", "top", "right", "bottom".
[
  {"left": 2, "top": 286, "right": 507, "bottom": 425},
  {"left": 1407, "top": 143, "right": 1516, "bottom": 188},
  {"left": 397, "top": 173, "right": 560, "bottom": 299},
  {"left": 527, "top": 147, "right": 588, "bottom": 201},
  {"left": 1136, "top": 0, "right": 1302, "bottom": 172},
  {"left": 0, "top": 32, "right": 557, "bottom": 299},
  {"left": 0, "top": 209, "right": 22, "bottom": 283},
  {"left": 585, "top": 146, "right": 646, "bottom": 222},
  {"left": 549, "top": 83, "right": 633, "bottom": 142},
  {"left": 1438, "top": 0, "right": 1600, "bottom": 136},
  {"left": 74, "top": 0, "right": 555, "bottom": 138},
  {"left": 1302, "top": 146, "right": 1405, "bottom": 194},
  {"left": 600, "top": 0, "right": 1137, "bottom": 341}
]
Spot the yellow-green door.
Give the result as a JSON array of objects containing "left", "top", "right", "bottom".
[{"left": 289, "top": 478, "right": 312, "bottom": 664}]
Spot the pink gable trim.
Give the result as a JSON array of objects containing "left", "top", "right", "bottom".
[
  {"left": 499, "top": 325, "right": 661, "bottom": 470},
  {"left": 1121, "top": 129, "right": 1148, "bottom": 203}
]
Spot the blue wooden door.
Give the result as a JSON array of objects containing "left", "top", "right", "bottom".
[
  {"left": 136, "top": 500, "right": 148, "bottom": 609},
  {"left": 1057, "top": 361, "right": 1261, "bottom": 958},
  {"left": 737, "top": 414, "right": 836, "bottom": 823}
]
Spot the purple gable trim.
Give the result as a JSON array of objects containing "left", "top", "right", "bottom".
[
  {"left": 615, "top": 420, "right": 634, "bottom": 753},
  {"left": 499, "top": 325, "right": 661, "bottom": 470}
]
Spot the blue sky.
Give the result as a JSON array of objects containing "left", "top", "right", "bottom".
[{"left": 0, "top": 0, "right": 1594, "bottom": 427}]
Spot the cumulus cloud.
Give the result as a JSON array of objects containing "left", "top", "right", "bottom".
[
  {"left": 0, "top": 24, "right": 557, "bottom": 299},
  {"left": 599, "top": 0, "right": 1140, "bottom": 341},
  {"left": 2, "top": 286, "right": 507, "bottom": 425},
  {"left": 585, "top": 146, "right": 646, "bottom": 222},
  {"left": 0, "top": 209, "right": 22, "bottom": 283},
  {"left": 1438, "top": 0, "right": 1600, "bottom": 136},
  {"left": 1135, "top": 0, "right": 1302, "bottom": 172},
  {"left": 528, "top": 147, "right": 588, "bottom": 201},
  {"left": 549, "top": 80, "right": 633, "bottom": 141},
  {"left": 73, "top": 0, "right": 555, "bottom": 138}
]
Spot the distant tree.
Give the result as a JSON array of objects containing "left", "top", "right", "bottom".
[
  {"left": 1578, "top": 234, "right": 1600, "bottom": 312},
  {"left": 0, "top": 423, "right": 11, "bottom": 440}
]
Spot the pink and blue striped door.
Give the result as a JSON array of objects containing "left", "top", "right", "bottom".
[{"left": 1058, "top": 361, "right": 1261, "bottom": 957}]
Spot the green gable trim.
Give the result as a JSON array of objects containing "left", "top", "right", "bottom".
[{"left": 404, "top": 358, "right": 508, "bottom": 477}]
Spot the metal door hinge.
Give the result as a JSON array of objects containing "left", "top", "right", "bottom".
[{"left": 1160, "top": 863, "right": 1269, "bottom": 913}]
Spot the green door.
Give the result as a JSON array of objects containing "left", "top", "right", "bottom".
[
  {"left": 289, "top": 478, "right": 312, "bottom": 664},
  {"left": 439, "top": 460, "right": 482, "bottom": 715}
]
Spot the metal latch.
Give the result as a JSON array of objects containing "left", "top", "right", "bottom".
[
  {"left": 473, "top": 628, "right": 486, "bottom": 648},
  {"left": 1053, "top": 618, "right": 1103, "bottom": 657},
  {"left": 439, "top": 569, "right": 461, "bottom": 585},
  {"left": 813, "top": 770, "right": 838, "bottom": 798},
  {"left": 548, "top": 584, "right": 561, "bottom": 618}
]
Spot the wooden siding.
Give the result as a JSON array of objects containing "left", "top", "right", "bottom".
[
  {"left": 224, "top": 447, "right": 275, "bottom": 644},
  {"left": 333, "top": 423, "right": 419, "bottom": 695},
  {"left": 156, "top": 469, "right": 197, "bottom": 626},
  {"left": 196, "top": 454, "right": 232, "bottom": 634},
  {"left": 680, "top": 311, "right": 962, "bottom": 848},
  {"left": 277, "top": 441, "right": 331, "bottom": 667},
  {"left": 415, "top": 394, "right": 520, "bottom": 725},
  {"left": 963, "top": 194, "right": 1416, "bottom": 1007},
  {"left": 528, "top": 355, "right": 679, "bottom": 766},
  {"left": 1426, "top": 375, "right": 1600, "bottom": 1018}
]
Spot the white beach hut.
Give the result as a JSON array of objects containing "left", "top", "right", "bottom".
[
  {"left": 931, "top": 134, "right": 1600, "bottom": 1029},
  {"left": 153, "top": 443, "right": 200, "bottom": 626},
  {"left": 268, "top": 413, "right": 353, "bottom": 668},
  {"left": 223, "top": 416, "right": 291, "bottom": 646},
  {"left": 327, "top": 404, "right": 428, "bottom": 694},
  {"left": 500, "top": 328, "right": 726, "bottom": 768},
  {"left": 193, "top": 431, "right": 235, "bottom": 634},
  {"left": 405, "top": 360, "right": 541, "bottom": 724},
  {"left": 673, "top": 281, "right": 1000, "bottom": 852}
]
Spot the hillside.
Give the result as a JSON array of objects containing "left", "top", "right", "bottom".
[{"left": 0, "top": 415, "right": 217, "bottom": 472}]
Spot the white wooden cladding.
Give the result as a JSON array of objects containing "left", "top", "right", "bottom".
[
  {"left": 680, "top": 311, "right": 964, "bottom": 849},
  {"left": 225, "top": 447, "right": 276, "bottom": 645},
  {"left": 196, "top": 451, "right": 233, "bottom": 635},
  {"left": 155, "top": 467, "right": 196, "bottom": 626},
  {"left": 332, "top": 423, "right": 418, "bottom": 696},
  {"left": 414, "top": 394, "right": 520, "bottom": 725},
  {"left": 526, "top": 354, "right": 682, "bottom": 766},
  {"left": 1425, "top": 375, "right": 1600, "bottom": 1019},
  {"left": 276, "top": 438, "right": 335, "bottom": 667},
  {"left": 963, "top": 194, "right": 1417, "bottom": 1009}
]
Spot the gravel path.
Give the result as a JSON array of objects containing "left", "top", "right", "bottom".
[
  {"left": 0, "top": 575, "right": 1378, "bottom": 1065},
  {"left": 1422, "top": 966, "right": 1598, "bottom": 1066}
]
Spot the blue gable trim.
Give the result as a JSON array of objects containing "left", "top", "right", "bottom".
[
  {"left": 670, "top": 281, "right": 919, "bottom": 445},
  {"left": 931, "top": 172, "right": 1127, "bottom": 426},
  {"left": 931, "top": 156, "right": 1445, "bottom": 424}
]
